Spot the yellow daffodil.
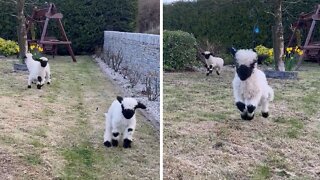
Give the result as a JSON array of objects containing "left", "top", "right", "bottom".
[
  {"left": 268, "top": 49, "right": 273, "bottom": 57},
  {"left": 39, "top": 47, "right": 43, "bottom": 52},
  {"left": 30, "top": 45, "right": 35, "bottom": 50}
]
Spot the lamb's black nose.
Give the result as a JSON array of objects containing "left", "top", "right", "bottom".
[{"left": 236, "top": 65, "right": 253, "bottom": 81}]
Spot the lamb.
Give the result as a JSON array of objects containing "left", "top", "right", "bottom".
[
  {"left": 25, "top": 53, "right": 51, "bottom": 89},
  {"left": 103, "top": 96, "right": 146, "bottom": 148},
  {"left": 232, "top": 49, "right": 274, "bottom": 120},
  {"left": 201, "top": 51, "right": 224, "bottom": 76}
]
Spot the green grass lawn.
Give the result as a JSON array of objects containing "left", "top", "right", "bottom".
[
  {"left": 164, "top": 63, "right": 320, "bottom": 179},
  {"left": 0, "top": 56, "right": 159, "bottom": 179}
]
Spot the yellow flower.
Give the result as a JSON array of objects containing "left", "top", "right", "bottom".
[
  {"left": 38, "top": 47, "right": 43, "bottom": 52},
  {"left": 30, "top": 45, "right": 35, "bottom": 50},
  {"left": 16, "top": 47, "right": 19, "bottom": 52},
  {"left": 298, "top": 50, "right": 303, "bottom": 56},
  {"left": 268, "top": 49, "right": 273, "bottom": 57}
]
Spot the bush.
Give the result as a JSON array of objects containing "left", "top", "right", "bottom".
[
  {"left": 254, "top": 45, "right": 274, "bottom": 65},
  {"left": 0, "top": 0, "right": 138, "bottom": 55},
  {"left": 0, "top": 38, "right": 19, "bottom": 56},
  {"left": 164, "top": 0, "right": 318, "bottom": 51},
  {"left": 163, "top": 30, "right": 197, "bottom": 71}
]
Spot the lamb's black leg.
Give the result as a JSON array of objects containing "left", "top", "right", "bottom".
[
  {"left": 246, "top": 105, "right": 256, "bottom": 114},
  {"left": 245, "top": 105, "right": 256, "bottom": 120},
  {"left": 123, "top": 138, "right": 132, "bottom": 148},
  {"left": 236, "top": 102, "right": 246, "bottom": 112},
  {"left": 112, "top": 139, "right": 118, "bottom": 147},
  {"left": 112, "top": 132, "right": 119, "bottom": 147},
  {"left": 262, "top": 112, "right": 269, "bottom": 118},
  {"left": 104, "top": 141, "right": 112, "bottom": 147}
]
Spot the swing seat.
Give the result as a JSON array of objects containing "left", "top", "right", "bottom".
[
  {"left": 45, "top": 13, "right": 63, "bottom": 19},
  {"left": 40, "top": 40, "right": 71, "bottom": 45}
]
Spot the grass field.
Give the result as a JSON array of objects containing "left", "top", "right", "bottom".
[
  {"left": 0, "top": 56, "right": 159, "bottom": 179},
  {"left": 164, "top": 64, "right": 320, "bottom": 179}
]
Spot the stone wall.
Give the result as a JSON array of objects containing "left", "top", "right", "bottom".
[{"left": 103, "top": 31, "right": 160, "bottom": 77}]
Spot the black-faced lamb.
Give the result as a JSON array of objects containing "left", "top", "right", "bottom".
[
  {"left": 201, "top": 51, "right": 224, "bottom": 76},
  {"left": 103, "top": 96, "right": 146, "bottom": 148},
  {"left": 232, "top": 49, "right": 274, "bottom": 120},
  {"left": 25, "top": 53, "right": 51, "bottom": 89}
]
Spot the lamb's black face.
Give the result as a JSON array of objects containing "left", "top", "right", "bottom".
[
  {"left": 204, "top": 54, "right": 211, "bottom": 59},
  {"left": 201, "top": 52, "right": 213, "bottom": 59},
  {"left": 121, "top": 104, "right": 135, "bottom": 119},
  {"left": 40, "top": 60, "right": 48, "bottom": 67},
  {"left": 236, "top": 62, "right": 256, "bottom": 81}
]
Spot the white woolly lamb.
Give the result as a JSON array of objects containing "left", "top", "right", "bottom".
[
  {"left": 103, "top": 96, "right": 146, "bottom": 148},
  {"left": 232, "top": 49, "right": 274, "bottom": 120},
  {"left": 201, "top": 51, "right": 224, "bottom": 76},
  {"left": 25, "top": 53, "right": 51, "bottom": 89}
]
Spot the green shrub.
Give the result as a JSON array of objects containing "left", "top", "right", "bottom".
[
  {"left": 0, "top": 0, "right": 138, "bottom": 55},
  {"left": 0, "top": 38, "right": 19, "bottom": 56},
  {"left": 254, "top": 44, "right": 274, "bottom": 65},
  {"left": 163, "top": 30, "right": 197, "bottom": 71}
]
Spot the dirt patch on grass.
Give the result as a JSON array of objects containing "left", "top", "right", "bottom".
[
  {"left": 0, "top": 56, "right": 159, "bottom": 179},
  {"left": 164, "top": 64, "right": 320, "bottom": 179}
]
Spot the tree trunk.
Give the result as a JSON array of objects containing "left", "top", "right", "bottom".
[
  {"left": 273, "top": 0, "right": 285, "bottom": 71},
  {"left": 17, "top": 0, "right": 27, "bottom": 63}
]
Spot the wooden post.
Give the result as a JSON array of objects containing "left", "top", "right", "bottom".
[
  {"left": 295, "top": 5, "right": 320, "bottom": 70},
  {"left": 57, "top": 19, "right": 76, "bottom": 62},
  {"left": 273, "top": 0, "right": 285, "bottom": 71}
]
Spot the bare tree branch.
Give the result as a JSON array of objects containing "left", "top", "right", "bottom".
[{"left": 264, "top": 10, "right": 276, "bottom": 17}]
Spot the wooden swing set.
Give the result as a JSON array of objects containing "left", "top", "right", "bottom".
[
  {"left": 288, "top": 4, "right": 320, "bottom": 69},
  {"left": 26, "top": 3, "right": 76, "bottom": 62}
]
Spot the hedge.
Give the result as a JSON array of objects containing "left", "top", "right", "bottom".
[
  {"left": 0, "top": 38, "right": 19, "bottom": 57},
  {"left": 0, "top": 0, "right": 138, "bottom": 55},
  {"left": 164, "top": 0, "right": 319, "bottom": 51},
  {"left": 163, "top": 30, "right": 197, "bottom": 71}
]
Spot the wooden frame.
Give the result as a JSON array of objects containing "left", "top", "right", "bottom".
[{"left": 26, "top": 3, "right": 76, "bottom": 62}]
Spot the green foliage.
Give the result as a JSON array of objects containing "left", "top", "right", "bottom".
[
  {"left": 0, "top": 0, "right": 138, "bottom": 54},
  {"left": 253, "top": 165, "right": 271, "bottom": 180},
  {"left": 0, "top": 2, "right": 16, "bottom": 41},
  {"left": 254, "top": 44, "right": 274, "bottom": 65},
  {"left": 0, "top": 37, "right": 19, "bottom": 56},
  {"left": 163, "top": 30, "right": 197, "bottom": 71},
  {"left": 164, "top": 0, "right": 319, "bottom": 51},
  {"left": 284, "top": 46, "right": 303, "bottom": 71}
]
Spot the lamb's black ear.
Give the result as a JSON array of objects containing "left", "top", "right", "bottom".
[
  {"left": 210, "top": 52, "right": 214, "bottom": 56},
  {"left": 201, "top": 52, "right": 205, "bottom": 56},
  {"left": 136, "top": 102, "right": 146, "bottom": 109},
  {"left": 257, "top": 55, "right": 267, "bottom": 65},
  {"left": 250, "top": 61, "right": 257, "bottom": 68},
  {"left": 230, "top": 47, "right": 237, "bottom": 57},
  {"left": 116, "top": 96, "right": 123, "bottom": 103}
]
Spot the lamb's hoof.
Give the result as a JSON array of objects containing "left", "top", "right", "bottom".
[
  {"left": 262, "top": 112, "right": 269, "bottom": 118},
  {"left": 246, "top": 114, "right": 254, "bottom": 120},
  {"left": 112, "top": 139, "right": 118, "bottom": 147},
  {"left": 241, "top": 113, "right": 254, "bottom": 121},
  {"left": 47, "top": 82, "right": 50, "bottom": 85},
  {"left": 216, "top": 71, "right": 220, "bottom": 75},
  {"left": 104, "top": 141, "right": 112, "bottom": 147},
  {"left": 37, "top": 85, "right": 42, "bottom": 89},
  {"left": 27, "top": 85, "right": 31, "bottom": 88},
  {"left": 206, "top": 73, "right": 209, "bottom": 76},
  {"left": 123, "top": 138, "right": 132, "bottom": 148},
  {"left": 236, "top": 102, "right": 246, "bottom": 112}
]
